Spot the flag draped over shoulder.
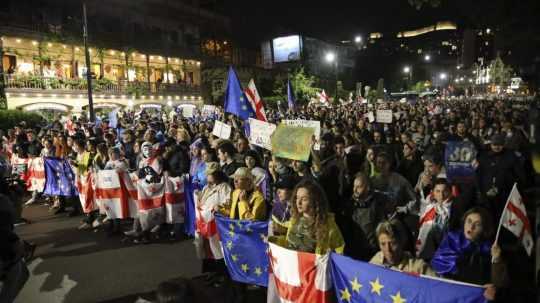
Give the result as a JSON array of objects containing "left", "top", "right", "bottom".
[
  {"left": 43, "top": 157, "right": 78, "bottom": 197},
  {"left": 224, "top": 66, "right": 255, "bottom": 120},
  {"left": 137, "top": 177, "right": 166, "bottom": 230},
  {"left": 94, "top": 169, "right": 138, "bottom": 219},
  {"left": 330, "top": 253, "right": 487, "bottom": 303},
  {"left": 267, "top": 242, "right": 333, "bottom": 303},
  {"left": 215, "top": 215, "right": 269, "bottom": 287}
]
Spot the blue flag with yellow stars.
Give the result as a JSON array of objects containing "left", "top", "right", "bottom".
[
  {"left": 43, "top": 157, "right": 78, "bottom": 197},
  {"left": 330, "top": 253, "right": 487, "bottom": 303},
  {"left": 224, "top": 66, "right": 255, "bottom": 120},
  {"left": 215, "top": 214, "right": 269, "bottom": 287}
]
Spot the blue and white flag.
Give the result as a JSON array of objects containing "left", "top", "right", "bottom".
[
  {"left": 224, "top": 66, "right": 255, "bottom": 120},
  {"left": 330, "top": 253, "right": 487, "bottom": 303},
  {"left": 43, "top": 157, "right": 78, "bottom": 197},
  {"left": 215, "top": 215, "right": 269, "bottom": 287}
]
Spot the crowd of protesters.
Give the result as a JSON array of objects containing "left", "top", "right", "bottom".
[{"left": 1, "top": 96, "right": 539, "bottom": 302}]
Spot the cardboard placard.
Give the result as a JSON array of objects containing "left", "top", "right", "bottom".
[{"left": 282, "top": 119, "right": 321, "bottom": 150}]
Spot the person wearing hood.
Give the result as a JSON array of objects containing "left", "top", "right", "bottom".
[{"left": 126, "top": 141, "right": 163, "bottom": 243}]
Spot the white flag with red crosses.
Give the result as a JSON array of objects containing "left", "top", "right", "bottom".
[{"left": 500, "top": 184, "right": 533, "bottom": 256}]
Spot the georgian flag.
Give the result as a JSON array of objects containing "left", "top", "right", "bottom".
[
  {"left": 499, "top": 184, "right": 533, "bottom": 256},
  {"left": 137, "top": 177, "right": 166, "bottom": 231},
  {"left": 245, "top": 79, "right": 268, "bottom": 121},
  {"left": 164, "top": 176, "right": 186, "bottom": 224},
  {"left": 416, "top": 202, "right": 437, "bottom": 257},
  {"left": 267, "top": 242, "right": 332, "bottom": 303},
  {"left": 27, "top": 157, "right": 45, "bottom": 192},
  {"left": 94, "top": 169, "right": 138, "bottom": 219},
  {"left": 195, "top": 185, "right": 231, "bottom": 260},
  {"left": 317, "top": 90, "right": 330, "bottom": 104},
  {"left": 76, "top": 172, "right": 97, "bottom": 213}
]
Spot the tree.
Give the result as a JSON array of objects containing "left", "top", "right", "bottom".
[
  {"left": 376, "top": 78, "right": 385, "bottom": 99},
  {"left": 272, "top": 67, "right": 319, "bottom": 104},
  {"left": 489, "top": 56, "right": 513, "bottom": 88}
]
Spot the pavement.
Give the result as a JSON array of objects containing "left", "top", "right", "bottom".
[{"left": 14, "top": 203, "right": 201, "bottom": 303}]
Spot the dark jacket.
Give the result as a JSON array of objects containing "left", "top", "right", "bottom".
[
  {"left": 121, "top": 141, "right": 136, "bottom": 170},
  {"left": 477, "top": 149, "right": 526, "bottom": 218},
  {"left": 26, "top": 140, "right": 42, "bottom": 157},
  {"left": 397, "top": 153, "right": 424, "bottom": 187},
  {"left": 163, "top": 143, "right": 190, "bottom": 177},
  {"left": 316, "top": 155, "right": 341, "bottom": 213},
  {"left": 339, "top": 190, "right": 390, "bottom": 261},
  {"left": 0, "top": 194, "right": 19, "bottom": 266}
]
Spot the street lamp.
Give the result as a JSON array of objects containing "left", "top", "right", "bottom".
[
  {"left": 325, "top": 51, "right": 338, "bottom": 102},
  {"left": 325, "top": 52, "right": 336, "bottom": 63},
  {"left": 403, "top": 66, "right": 412, "bottom": 88},
  {"left": 354, "top": 36, "right": 362, "bottom": 43},
  {"left": 424, "top": 54, "right": 431, "bottom": 61},
  {"left": 439, "top": 73, "right": 447, "bottom": 80}
]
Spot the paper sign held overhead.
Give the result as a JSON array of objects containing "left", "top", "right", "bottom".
[
  {"left": 182, "top": 106, "right": 194, "bottom": 118},
  {"left": 212, "top": 121, "right": 232, "bottom": 140},
  {"left": 376, "top": 109, "right": 393, "bottom": 123},
  {"left": 248, "top": 118, "right": 276, "bottom": 150}
]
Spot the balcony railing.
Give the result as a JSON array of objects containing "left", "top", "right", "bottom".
[{"left": 3, "top": 75, "right": 200, "bottom": 95}]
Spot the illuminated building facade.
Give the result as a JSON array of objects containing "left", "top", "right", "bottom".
[{"left": 0, "top": 0, "right": 232, "bottom": 113}]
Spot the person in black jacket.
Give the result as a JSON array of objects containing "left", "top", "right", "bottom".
[
  {"left": 163, "top": 138, "right": 190, "bottom": 177},
  {"left": 476, "top": 133, "right": 526, "bottom": 221},
  {"left": 340, "top": 173, "right": 390, "bottom": 261},
  {"left": 0, "top": 194, "right": 29, "bottom": 302},
  {"left": 217, "top": 141, "right": 243, "bottom": 180},
  {"left": 397, "top": 140, "right": 424, "bottom": 187}
]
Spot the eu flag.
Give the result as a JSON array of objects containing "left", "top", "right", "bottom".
[
  {"left": 215, "top": 215, "right": 269, "bottom": 287},
  {"left": 43, "top": 157, "right": 78, "bottom": 197},
  {"left": 224, "top": 66, "right": 255, "bottom": 120},
  {"left": 330, "top": 253, "right": 487, "bottom": 303},
  {"left": 183, "top": 176, "right": 196, "bottom": 236},
  {"left": 287, "top": 79, "right": 296, "bottom": 110}
]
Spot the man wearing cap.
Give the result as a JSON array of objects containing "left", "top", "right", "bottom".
[
  {"left": 221, "top": 167, "right": 266, "bottom": 221},
  {"left": 270, "top": 175, "right": 297, "bottom": 236},
  {"left": 476, "top": 133, "right": 526, "bottom": 220}
]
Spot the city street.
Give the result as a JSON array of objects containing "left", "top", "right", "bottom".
[{"left": 15, "top": 205, "right": 201, "bottom": 303}]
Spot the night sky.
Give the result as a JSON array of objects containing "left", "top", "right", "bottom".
[{"left": 217, "top": 0, "right": 540, "bottom": 50}]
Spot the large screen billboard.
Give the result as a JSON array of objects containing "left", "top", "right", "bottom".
[{"left": 272, "top": 35, "right": 301, "bottom": 63}]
